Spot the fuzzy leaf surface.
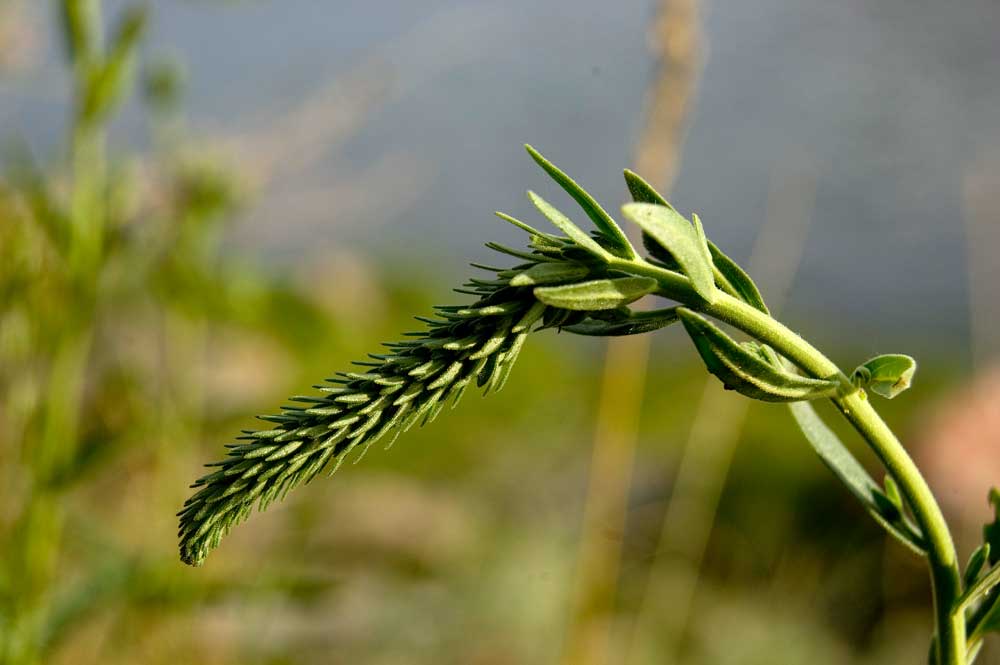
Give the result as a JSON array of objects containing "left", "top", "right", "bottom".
[
  {"left": 623, "top": 169, "right": 675, "bottom": 209},
  {"left": 708, "top": 240, "right": 770, "bottom": 314},
  {"left": 534, "top": 277, "right": 658, "bottom": 311},
  {"left": 526, "top": 145, "right": 634, "bottom": 257},
  {"left": 621, "top": 203, "right": 717, "bottom": 302},
  {"left": 510, "top": 262, "right": 590, "bottom": 286},
  {"left": 677, "top": 308, "right": 838, "bottom": 402},
  {"left": 622, "top": 170, "right": 685, "bottom": 270},
  {"left": 528, "top": 191, "right": 610, "bottom": 260}
]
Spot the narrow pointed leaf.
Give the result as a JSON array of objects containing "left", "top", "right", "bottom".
[
  {"left": 965, "top": 544, "right": 991, "bottom": 590},
  {"left": 59, "top": 0, "right": 99, "bottom": 62},
  {"left": 509, "top": 262, "right": 590, "bottom": 287},
  {"left": 494, "top": 211, "right": 560, "bottom": 242},
  {"left": 789, "top": 400, "right": 926, "bottom": 556},
  {"left": 528, "top": 191, "right": 611, "bottom": 261},
  {"left": 852, "top": 354, "right": 917, "bottom": 399},
  {"left": 692, "top": 214, "right": 715, "bottom": 275},
  {"left": 677, "top": 308, "right": 838, "bottom": 402},
  {"left": 623, "top": 170, "right": 685, "bottom": 270},
  {"left": 623, "top": 169, "right": 676, "bottom": 210},
  {"left": 526, "top": 145, "right": 634, "bottom": 257},
  {"left": 82, "top": 6, "right": 147, "bottom": 124},
  {"left": 971, "top": 594, "right": 1000, "bottom": 639},
  {"left": 564, "top": 307, "right": 679, "bottom": 336},
  {"left": 983, "top": 488, "right": 1000, "bottom": 566},
  {"left": 621, "top": 203, "right": 717, "bottom": 303},
  {"left": 708, "top": 240, "right": 770, "bottom": 314},
  {"left": 535, "top": 277, "right": 658, "bottom": 311},
  {"left": 883, "top": 474, "right": 903, "bottom": 510}
]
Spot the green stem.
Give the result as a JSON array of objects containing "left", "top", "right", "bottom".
[
  {"left": 68, "top": 120, "right": 106, "bottom": 277},
  {"left": 615, "top": 258, "right": 964, "bottom": 661},
  {"left": 702, "top": 293, "right": 964, "bottom": 665},
  {"left": 835, "top": 392, "right": 964, "bottom": 665}
]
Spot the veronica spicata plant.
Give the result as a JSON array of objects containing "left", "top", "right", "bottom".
[{"left": 180, "top": 146, "right": 999, "bottom": 665}]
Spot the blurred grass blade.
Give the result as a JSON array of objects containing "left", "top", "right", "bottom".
[
  {"left": 4, "top": 145, "right": 70, "bottom": 254},
  {"left": 82, "top": 6, "right": 147, "bottom": 124},
  {"left": 59, "top": 0, "right": 100, "bottom": 64}
]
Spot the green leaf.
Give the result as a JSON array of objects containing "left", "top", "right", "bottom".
[
  {"left": 623, "top": 169, "right": 676, "bottom": 209},
  {"left": 973, "top": 596, "right": 1000, "bottom": 641},
  {"left": 984, "top": 489, "right": 1000, "bottom": 566},
  {"left": 525, "top": 145, "right": 635, "bottom": 258},
  {"left": 623, "top": 170, "right": 685, "bottom": 271},
  {"left": 142, "top": 57, "right": 185, "bottom": 112},
  {"left": 708, "top": 240, "right": 770, "bottom": 314},
  {"left": 4, "top": 146, "right": 71, "bottom": 255},
  {"left": 965, "top": 544, "right": 991, "bottom": 590},
  {"left": 677, "top": 309, "right": 839, "bottom": 402},
  {"left": 788, "top": 400, "right": 926, "bottom": 556},
  {"left": 883, "top": 474, "right": 903, "bottom": 511},
  {"left": 852, "top": 354, "right": 917, "bottom": 399},
  {"left": 535, "top": 277, "right": 658, "bottom": 311},
  {"left": 621, "top": 203, "right": 717, "bottom": 303},
  {"left": 494, "top": 211, "right": 561, "bottom": 242},
  {"left": 485, "top": 242, "right": 552, "bottom": 264},
  {"left": 640, "top": 232, "right": 679, "bottom": 268},
  {"left": 509, "top": 262, "right": 590, "bottom": 287},
  {"left": 59, "top": 0, "right": 100, "bottom": 64},
  {"left": 528, "top": 191, "right": 612, "bottom": 261},
  {"left": 564, "top": 307, "right": 679, "bottom": 336},
  {"left": 692, "top": 214, "right": 715, "bottom": 278},
  {"left": 82, "top": 6, "right": 148, "bottom": 124}
]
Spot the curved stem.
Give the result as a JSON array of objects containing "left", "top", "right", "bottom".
[
  {"left": 836, "top": 392, "right": 964, "bottom": 664},
  {"left": 699, "top": 293, "right": 964, "bottom": 665}
]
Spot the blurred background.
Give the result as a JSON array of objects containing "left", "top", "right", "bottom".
[{"left": 2, "top": 1, "right": 999, "bottom": 663}]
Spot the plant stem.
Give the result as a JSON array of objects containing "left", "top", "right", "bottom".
[
  {"left": 610, "top": 261, "right": 967, "bottom": 662},
  {"left": 835, "top": 391, "right": 964, "bottom": 665},
  {"left": 704, "top": 293, "right": 964, "bottom": 665},
  {"left": 611, "top": 258, "right": 966, "bottom": 659}
]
